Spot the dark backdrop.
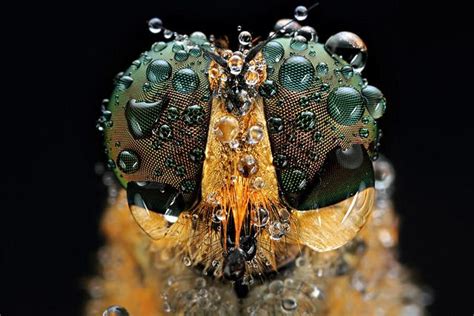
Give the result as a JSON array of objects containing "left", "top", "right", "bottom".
[{"left": 2, "top": 0, "right": 473, "bottom": 315}]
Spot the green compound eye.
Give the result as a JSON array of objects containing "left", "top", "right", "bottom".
[
  {"left": 260, "top": 36, "right": 386, "bottom": 212},
  {"left": 102, "top": 36, "right": 213, "bottom": 238}
]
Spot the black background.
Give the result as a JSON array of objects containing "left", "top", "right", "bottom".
[{"left": 2, "top": 0, "right": 473, "bottom": 315}]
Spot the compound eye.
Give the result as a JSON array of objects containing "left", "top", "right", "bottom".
[
  {"left": 290, "top": 145, "right": 375, "bottom": 251},
  {"left": 101, "top": 37, "right": 213, "bottom": 238},
  {"left": 127, "top": 182, "right": 187, "bottom": 240}
]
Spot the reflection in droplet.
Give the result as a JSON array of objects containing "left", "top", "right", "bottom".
[
  {"left": 325, "top": 31, "right": 368, "bottom": 73},
  {"left": 148, "top": 17, "right": 163, "bottom": 34},
  {"left": 294, "top": 5, "right": 308, "bottom": 21}
]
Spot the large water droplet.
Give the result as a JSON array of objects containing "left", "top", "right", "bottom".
[
  {"left": 263, "top": 40, "right": 285, "bottom": 64},
  {"left": 325, "top": 31, "right": 367, "bottom": 73},
  {"left": 190, "top": 31, "right": 207, "bottom": 45},
  {"left": 327, "top": 87, "right": 365, "bottom": 125},
  {"left": 172, "top": 68, "right": 200, "bottom": 94},
  {"left": 125, "top": 99, "right": 164, "bottom": 138},
  {"left": 362, "top": 85, "right": 386, "bottom": 119},
  {"left": 279, "top": 56, "right": 314, "bottom": 91},
  {"left": 147, "top": 59, "right": 172, "bottom": 83},
  {"left": 214, "top": 116, "right": 240, "bottom": 144},
  {"left": 148, "top": 17, "right": 163, "bottom": 34},
  {"left": 294, "top": 5, "right": 308, "bottom": 21},
  {"left": 117, "top": 150, "right": 140, "bottom": 174}
]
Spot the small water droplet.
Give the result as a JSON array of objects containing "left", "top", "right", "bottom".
[
  {"left": 237, "top": 154, "right": 258, "bottom": 177},
  {"left": 238, "top": 31, "right": 252, "bottom": 46},
  {"left": 183, "top": 256, "right": 192, "bottom": 266},
  {"left": 282, "top": 297, "right": 298, "bottom": 311},
  {"left": 148, "top": 17, "right": 163, "bottom": 34},
  {"left": 362, "top": 85, "right": 386, "bottom": 119},
  {"left": 117, "top": 150, "right": 140, "bottom": 174},
  {"left": 164, "top": 29, "right": 174, "bottom": 39},
  {"left": 103, "top": 305, "right": 129, "bottom": 316},
  {"left": 294, "top": 5, "right": 308, "bottom": 21}
]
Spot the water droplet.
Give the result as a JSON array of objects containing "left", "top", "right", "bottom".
[
  {"left": 167, "top": 106, "right": 179, "bottom": 121},
  {"left": 361, "top": 85, "right": 386, "bottom": 119},
  {"left": 327, "top": 87, "right": 365, "bottom": 125},
  {"left": 274, "top": 154, "right": 288, "bottom": 168},
  {"left": 267, "top": 116, "right": 284, "bottom": 133},
  {"left": 279, "top": 56, "right": 314, "bottom": 91},
  {"left": 189, "top": 46, "right": 202, "bottom": 57},
  {"left": 103, "top": 305, "right": 129, "bottom": 316},
  {"left": 213, "top": 116, "right": 240, "bottom": 144},
  {"left": 190, "top": 31, "right": 207, "bottom": 45},
  {"left": 174, "top": 50, "right": 189, "bottom": 62},
  {"left": 325, "top": 31, "right": 368, "bottom": 73},
  {"left": 238, "top": 31, "right": 252, "bottom": 46},
  {"left": 237, "top": 154, "right": 258, "bottom": 177},
  {"left": 282, "top": 297, "right": 298, "bottom": 311},
  {"left": 259, "top": 80, "right": 278, "bottom": 98},
  {"left": 189, "top": 148, "right": 205, "bottom": 163},
  {"left": 295, "top": 256, "right": 306, "bottom": 267},
  {"left": 298, "top": 26, "right": 318, "bottom": 42},
  {"left": 183, "top": 104, "right": 205, "bottom": 126},
  {"left": 228, "top": 54, "right": 244, "bottom": 75},
  {"left": 148, "top": 17, "right": 163, "bottom": 34},
  {"left": 316, "top": 62, "right": 329, "bottom": 76},
  {"left": 359, "top": 127, "right": 369, "bottom": 138},
  {"left": 246, "top": 125, "right": 264, "bottom": 145},
  {"left": 313, "top": 130, "right": 323, "bottom": 142},
  {"left": 183, "top": 256, "right": 192, "bottom": 266},
  {"left": 269, "top": 221, "right": 288, "bottom": 240},
  {"left": 245, "top": 69, "right": 259, "bottom": 86},
  {"left": 154, "top": 124, "right": 172, "bottom": 141},
  {"left": 294, "top": 5, "right": 308, "bottom": 21},
  {"left": 263, "top": 41, "right": 285, "bottom": 64},
  {"left": 212, "top": 207, "right": 226, "bottom": 223},
  {"left": 252, "top": 177, "right": 265, "bottom": 190},
  {"left": 296, "top": 111, "right": 317, "bottom": 131},
  {"left": 164, "top": 29, "right": 174, "bottom": 39},
  {"left": 290, "top": 35, "right": 308, "bottom": 51},
  {"left": 152, "top": 41, "right": 167, "bottom": 52},
  {"left": 229, "top": 139, "right": 240, "bottom": 149},
  {"left": 340, "top": 65, "right": 354, "bottom": 80},
  {"left": 172, "top": 68, "right": 200, "bottom": 94},
  {"left": 175, "top": 165, "right": 186, "bottom": 177},
  {"left": 147, "top": 59, "right": 172, "bottom": 83},
  {"left": 117, "top": 150, "right": 140, "bottom": 174},
  {"left": 269, "top": 280, "right": 285, "bottom": 294}
]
